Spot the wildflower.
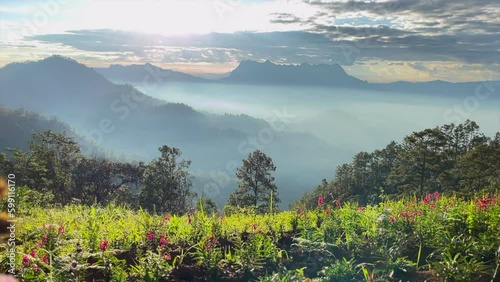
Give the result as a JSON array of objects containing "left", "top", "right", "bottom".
[
  {"left": 205, "top": 243, "right": 212, "bottom": 249},
  {"left": 29, "top": 249, "right": 37, "bottom": 258},
  {"left": 335, "top": 200, "right": 341, "bottom": 207},
  {"left": 32, "top": 264, "right": 40, "bottom": 272},
  {"left": 22, "top": 255, "right": 30, "bottom": 267},
  {"left": 252, "top": 223, "right": 257, "bottom": 231},
  {"left": 99, "top": 240, "right": 109, "bottom": 251},
  {"left": 211, "top": 237, "right": 218, "bottom": 244},
  {"left": 43, "top": 233, "right": 48, "bottom": 242},
  {"left": 317, "top": 196, "right": 325, "bottom": 206},
  {"left": 164, "top": 254, "right": 172, "bottom": 260},
  {"left": 146, "top": 232, "right": 155, "bottom": 240},
  {"left": 430, "top": 204, "right": 436, "bottom": 210},
  {"left": 433, "top": 191, "right": 440, "bottom": 199},
  {"left": 324, "top": 209, "right": 331, "bottom": 215},
  {"left": 41, "top": 254, "right": 49, "bottom": 265},
  {"left": 423, "top": 194, "right": 432, "bottom": 204},
  {"left": 163, "top": 215, "right": 170, "bottom": 221},
  {"left": 159, "top": 237, "right": 168, "bottom": 246},
  {"left": 37, "top": 241, "right": 44, "bottom": 247},
  {"left": 389, "top": 216, "right": 396, "bottom": 223},
  {"left": 58, "top": 226, "right": 65, "bottom": 235},
  {"left": 358, "top": 207, "right": 365, "bottom": 212}
]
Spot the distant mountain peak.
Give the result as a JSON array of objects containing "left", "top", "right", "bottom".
[{"left": 223, "top": 59, "right": 364, "bottom": 87}]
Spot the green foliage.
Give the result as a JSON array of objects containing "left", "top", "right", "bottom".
[
  {"left": 2, "top": 193, "right": 500, "bottom": 281},
  {"left": 296, "top": 120, "right": 499, "bottom": 208},
  {"left": 139, "top": 145, "right": 194, "bottom": 214}
]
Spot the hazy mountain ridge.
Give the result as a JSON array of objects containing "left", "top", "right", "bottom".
[
  {"left": 95, "top": 63, "right": 209, "bottom": 83},
  {"left": 94, "top": 59, "right": 499, "bottom": 97}
]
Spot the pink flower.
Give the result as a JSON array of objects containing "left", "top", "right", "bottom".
[
  {"left": 430, "top": 204, "right": 436, "bottom": 209},
  {"left": 164, "top": 254, "right": 172, "bottom": 260},
  {"left": 324, "top": 209, "right": 331, "bottom": 215},
  {"left": 358, "top": 207, "right": 365, "bottom": 212},
  {"left": 22, "top": 255, "right": 30, "bottom": 267},
  {"left": 163, "top": 216, "right": 170, "bottom": 221},
  {"left": 423, "top": 194, "right": 432, "bottom": 204},
  {"left": 159, "top": 237, "right": 168, "bottom": 245},
  {"left": 99, "top": 240, "right": 109, "bottom": 251},
  {"left": 41, "top": 254, "right": 49, "bottom": 265},
  {"left": 29, "top": 249, "right": 37, "bottom": 258},
  {"left": 32, "top": 264, "right": 40, "bottom": 272},
  {"left": 389, "top": 216, "right": 396, "bottom": 223},
  {"left": 146, "top": 232, "right": 155, "bottom": 240},
  {"left": 37, "top": 241, "right": 44, "bottom": 247},
  {"left": 433, "top": 191, "right": 440, "bottom": 199},
  {"left": 317, "top": 196, "right": 325, "bottom": 206},
  {"left": 335, "top": 200, "right": 341, "bottom": 207},
  {"left": 58, "top": 226, "right": 65, "bottom": 235}
]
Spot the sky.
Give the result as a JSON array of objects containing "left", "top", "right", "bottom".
[{"left": 0, "top": 0, "right": 499, "bottom": 82}]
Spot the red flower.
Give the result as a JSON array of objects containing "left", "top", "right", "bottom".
[
  {"left": 99, "top": 240, "right": 109, "bottom": 251},
  {"left": 58, "top": 226, "right": 65, "bottom": 235},
  {"left": 43, "top": 233, "right": 48, "bottom": 242},
  {"left": 37, "top": 241, "right": 44, "bottom": 247},
  {"left": 389, "top": 216, "right": 396, "bottom": 223},
  {"left": 163, "top": 216, "right": 170, "bottom": 221},
  {"left": 41, "top": 254, "right": 49, "bottom": 265},
  {"left": 433, "top": 191, "right": 440, "bottom": 199},
  {"left": 160, "top": 237, "right": 168, "bottom": 245},
  {"left": 211, "top": 237, "right": 218, "bottom": 244},
  {"left": 317, "top": 196, "right": 325, "bottom": 206},
  {"left": 324, "top": 209, "right": 331, "bottom": 215},
  {"left": 252, "top": 223, "right": 257, "bottom": 231},
  {"left": 335, "top": 200, "right": 341, "bottom": 207},
  {"left": 146, "top": 232, "right": 155, "bottom": 240},
  {"left": 423, "top": 194, "right": 432, "bottom": 204},
  {"left": 22, "top": 255, "right": 30, "bottom": 267},
  {"left": 430, "top": 204, "right": 436, "bottom": 209},
  {"left": 30, "top": 249, "right": 37, "bottom": 258},
  {"left": 164, "top": 254, "right": 172, "bottom": 260},
  {"left": 188, "top": 216, "right": 192, "bottom": 224}
]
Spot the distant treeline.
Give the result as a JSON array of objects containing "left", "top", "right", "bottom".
[{"left": 294, "top": 120, "right": 500, "bottom": 209}]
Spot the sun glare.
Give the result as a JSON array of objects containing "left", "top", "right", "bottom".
[{"left": 85, "top": 0, "right": 218, "bottom": 35}]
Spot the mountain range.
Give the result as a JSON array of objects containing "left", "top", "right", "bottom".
[{"left": 95, "top": 59, "right": 499, "bottom": 97}]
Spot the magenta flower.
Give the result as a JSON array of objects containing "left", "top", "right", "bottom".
[
  {"left": 317, "top": 196, "right": 325, "bottom": 206},
  {"left": 146, "top": 232, "right": 155, "bottom": 240},
  {"left": 22, "top": 255, "right": 30, "bottom": 267},
  {"left": 99, "top": 240, "right": 109, "bottom": 251}
]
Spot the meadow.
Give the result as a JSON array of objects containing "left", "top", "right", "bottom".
[{"left": 3, "top": 192, "right": 500, "bottom": 281}]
